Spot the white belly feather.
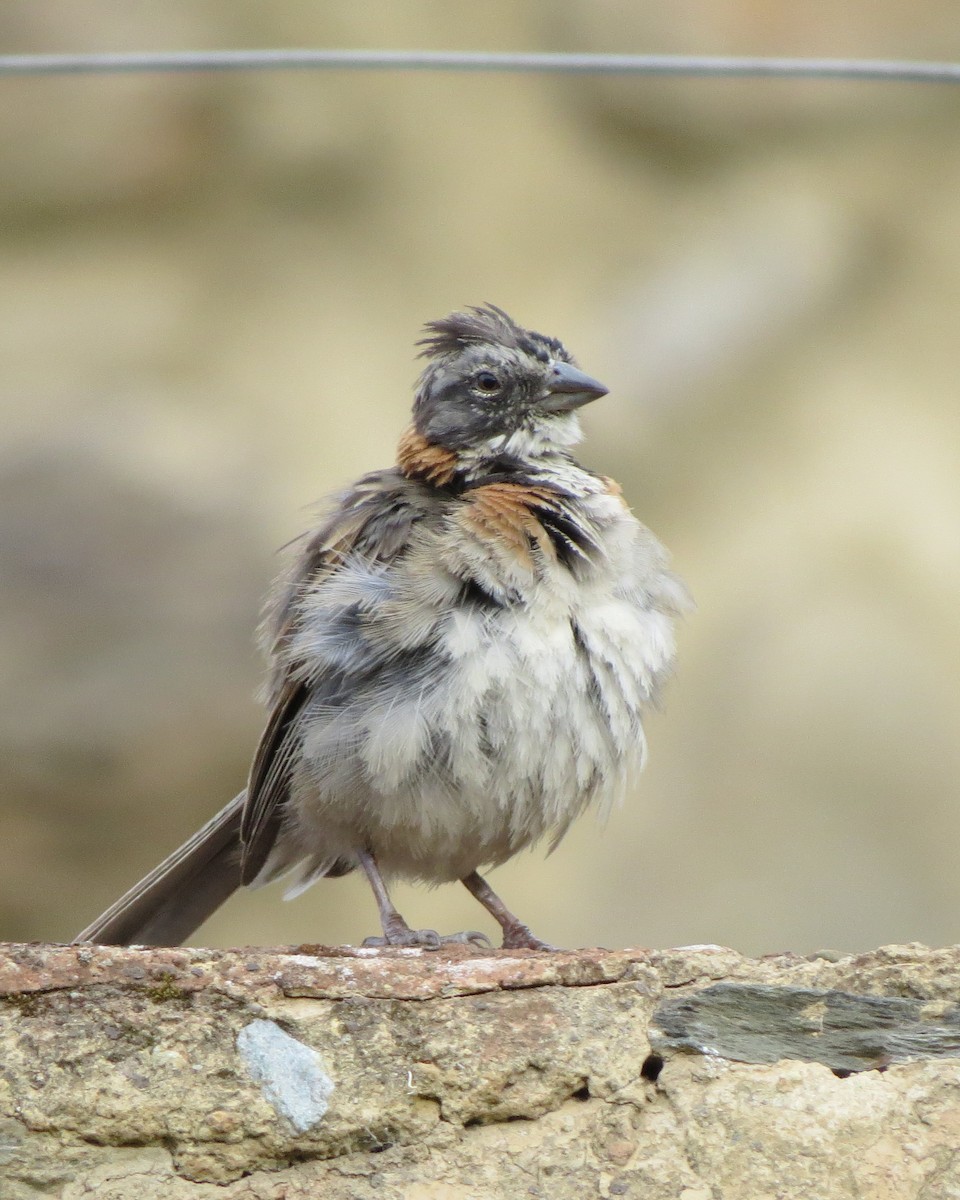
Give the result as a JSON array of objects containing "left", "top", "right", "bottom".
[{"left": 283, "top": 492, "right": 684, "bottom": 885}]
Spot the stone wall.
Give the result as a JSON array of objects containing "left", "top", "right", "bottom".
[{"left": 3, "top": 940, "right": 960, "bottom": 1197}]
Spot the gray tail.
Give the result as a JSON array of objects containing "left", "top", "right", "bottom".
[{"left": 73, "top": 793, "right": 245, "bottom": 946}]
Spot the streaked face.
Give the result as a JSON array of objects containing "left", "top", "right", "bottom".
[{"left": 413, "top": 308, "right": 607, "bottom": 454}]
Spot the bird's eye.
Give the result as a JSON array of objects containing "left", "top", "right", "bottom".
[{"left": 473, "top": 371, "right": 502, "bottom": 394}]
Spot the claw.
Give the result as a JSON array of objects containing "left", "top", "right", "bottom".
[
  {"left": 446, "top": 929, "right": 493, "bottom": 948},
  {"left": 362, "top": 927, "right": 492, "bottom": 950},
  {"left": 501, "top": 923, "right": 555, "bottom": 951},
  {"left": 362, "top": 927, "right": 440, "bottom": 949}
]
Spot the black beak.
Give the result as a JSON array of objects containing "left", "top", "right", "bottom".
[{"left": 542, "top": 360, "right": 609, "bottom": 412}]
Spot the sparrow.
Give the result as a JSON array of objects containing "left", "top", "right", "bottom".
[{"left": 75, "top": 304, "right": 689, "bottom": 951}]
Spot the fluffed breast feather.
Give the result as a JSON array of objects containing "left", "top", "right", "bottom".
[
  {"left": 459, "top": 483, "right": 560, "bottom": 570},
  {"left": 263, "top": 464, "right": 688, "bottom": 697},
  {"left": 244, "top": 461, "right": 689, "bottom": 887}
]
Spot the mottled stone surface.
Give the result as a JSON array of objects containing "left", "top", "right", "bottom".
[{"left": 3, "top": 941, "right": 960, "bottom": 1197}]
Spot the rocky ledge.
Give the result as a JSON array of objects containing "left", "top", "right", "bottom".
[{"left": 2, "top": 940, "right": 960, "bottom": 1198}]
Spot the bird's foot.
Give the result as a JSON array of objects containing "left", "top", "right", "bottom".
[
  {"left": 362, "top": 924, "right": 492, "bottom": 950},
  {"left": 362, "top": 929, "right": 440, "bottom": 949},
  {"left": 500, "top": 921, "right": 555, "bottom": 951},
  {"left": 443, "top": 929, "right": 493, "bottom": 947}
]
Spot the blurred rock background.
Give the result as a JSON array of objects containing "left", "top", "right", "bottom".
[{"left": 3, "top": 1, "right": 960, "bottom": 955}]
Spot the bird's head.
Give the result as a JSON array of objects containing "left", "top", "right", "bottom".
[{"left": 412, "top": 305, "right": 608, "bottom": 463}]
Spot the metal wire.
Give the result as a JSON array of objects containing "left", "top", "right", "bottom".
[{"left": 1, "top": 49, "right": 960, "bottom": 83}]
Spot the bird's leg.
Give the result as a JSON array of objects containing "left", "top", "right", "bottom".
[
  {"left": 460, "top": 871, "right": 555, "bottom": 950},
  {"left": 356, "top": 849, "right": 423, "bottom": 945},
  {"left": 357, "top": 850, "right": 490, "bottom": 949}
]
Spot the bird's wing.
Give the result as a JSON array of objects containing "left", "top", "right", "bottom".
[{"left": 239, "top": 469, "right": 434, "bottom": 883}]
